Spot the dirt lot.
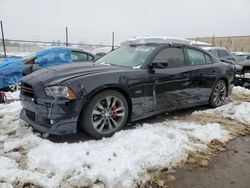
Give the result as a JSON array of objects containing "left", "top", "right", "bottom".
[
  {"left": 168, "top": 135, "right": 250, "bottom": 188},
  {"left": 146, "top": 136, "right": 250, "bottom": 188}
]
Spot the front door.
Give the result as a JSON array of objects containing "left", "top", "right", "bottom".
[{"left": 147, "top": 47, "right": 191, "bottom": 111}]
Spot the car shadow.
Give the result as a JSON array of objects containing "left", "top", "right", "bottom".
[{"left": 47, "top": 129, "right": 93, "bottom": 143}]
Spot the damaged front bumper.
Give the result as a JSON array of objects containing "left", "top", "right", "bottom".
[{"left": 20, "top": 94, "right": 86, "bottom": 135}]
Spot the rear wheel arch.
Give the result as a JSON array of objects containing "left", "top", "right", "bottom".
[
  {"left": 209, "top": 78, "right": 227, "bottom": 107},
  {"left": 217, "top": 77, "right": 229, "bottom": 96}
]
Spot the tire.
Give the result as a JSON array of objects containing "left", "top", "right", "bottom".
[
  {"left": 8, "top": 74, "right": 21, "bottom": 92},
  {"left": 79, "top": 90, "right": 129, "bottom": 139},
  {"left": 209, "top": 79, "right": 227, "bottom": 108}
]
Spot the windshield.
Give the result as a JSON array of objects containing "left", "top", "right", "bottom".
[{"left": 95, "top": 45, "right": 156, "bottom": 67}]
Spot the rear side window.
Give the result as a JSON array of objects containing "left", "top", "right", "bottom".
[
  {"left": 218, "top": 50, "right": 230, "bottom": 57},
  {"left": 187, "top": 49, "right": 206, "bottom": 65},
  {"left": 153, "top": 47, "right": 185, "bottom": 68},
  {"left": 205, "top": 54, "right": 212, "bottom": 64},
  {"left": 71, "top": 51, "right": 94, "bottom": 61},
  {"left": 209, "top": 50, "right": 219, "bottom": 57}
]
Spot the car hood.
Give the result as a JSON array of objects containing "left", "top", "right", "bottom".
[{"left": 23, "top": 63, "right": 130, "bottom": 86}]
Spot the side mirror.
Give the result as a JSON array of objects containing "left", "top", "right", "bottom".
[{"left": 247, "top": 56, "right": 250, "bottom": 60}]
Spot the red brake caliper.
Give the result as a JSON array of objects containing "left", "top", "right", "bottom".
[{"left": 111, "top": 104, "right": 118, "bottom": 119}]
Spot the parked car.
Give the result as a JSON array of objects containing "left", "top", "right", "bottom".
[
  {"left": 22, "top": 47, "right": 95, "bottom": 76},
  {"left": 0, "top": 47, "right": 95, "bottom": 91},
  {"left": 20, "top": 37, "right": 234, "bottom": 139},
  {"left": 202, "top": 47, "right": 248, "bottom": 84},
  {"left": 232, "top": 52, "right": 250, "bottom": 86},
  {"left": 233, "top": 52, "right": 250, "bottom": 62},
  {"left": 202, "top": 47, "right": 235, "bottom": 62}
]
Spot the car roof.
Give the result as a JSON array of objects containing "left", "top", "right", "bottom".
[
  {"left": 202, "top": 46, "right": 228, "bottom": 51},
  {"left": 121, "top": 36, "right": 192, "bottom": 46},
  {"left": 47, "top": 46, "right": 94, "bottom": 56}
]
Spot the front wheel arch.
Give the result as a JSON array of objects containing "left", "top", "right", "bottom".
[{"left": 80, "top": 86, "right": 132, "bottom": 119}]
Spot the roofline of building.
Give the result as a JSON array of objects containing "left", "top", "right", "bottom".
[{"left": 189, "top": 35, "right": 250, "bottom": 40}]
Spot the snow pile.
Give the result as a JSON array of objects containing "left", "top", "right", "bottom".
[
  {"left": 5, "top": 90, "right": 20, "bottom": 100},
  {"left": 233, "top": 86, "right": 250, "bottom": 95},
  {"left": 194, "top": 102, "right": 250, "bottom": 125},
  {"left": 25, "top": 122, "right": 229, "bottom": 187},
  {"left": 0, "top": 102, "right": 230, "bottom": 188}
]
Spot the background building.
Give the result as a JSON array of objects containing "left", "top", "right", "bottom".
[{"left": 191, "top": 36, "right": 250, "bottom": 52}]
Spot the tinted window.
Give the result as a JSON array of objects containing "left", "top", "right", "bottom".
[
  {"left": 187, "top": 49, "right": 206, "bottom": 65},
  {"left": 205, "top": 54, "right": 212, "bottom": 64},
  {"left": 218, "top": 50, "right": 230, "bottom": 57},
  {"left": 87, "top": 55, "right": 94, "bottom": 61},
  {"left": 209, "top": 50, "right": 219, "bottom": 57},
  {"left": 71, "top": 51, "right": 91, "bottom": 61},
  {"left": 153, "top": 47, "right": 185, "bottom": 68}
]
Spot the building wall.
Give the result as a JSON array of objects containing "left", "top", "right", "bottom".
[{"left": 191, "top": 36, "right": 250, "bottom": 52}]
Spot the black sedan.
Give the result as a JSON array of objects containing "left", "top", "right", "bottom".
[{"left": 20, "top": 38, "right": 235, "bottom": 139}]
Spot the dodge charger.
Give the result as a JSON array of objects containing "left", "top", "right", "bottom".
[{"left": 20, "top": 37, "right": 235, "bottom": 139}]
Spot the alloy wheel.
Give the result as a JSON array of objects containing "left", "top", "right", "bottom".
[
  {"left": 91, "top": 96, "right": 126, "bottom": 134},
  {"left": 213, "top": 81, "right": 226, "bottom": 106}
]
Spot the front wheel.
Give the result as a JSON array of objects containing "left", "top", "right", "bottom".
[
  {"left": 209, "top": 80, "right": 227, "bottom": 107},
  {"left": 8, "top": 75, "right": 21, "bottom": 92},
  {"left": 79, "top": 90, "right": 129, "bottom": 139}
]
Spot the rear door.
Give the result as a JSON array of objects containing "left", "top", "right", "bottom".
[{"left": 185, "top": 47, "right": 219, "bottom": 102}]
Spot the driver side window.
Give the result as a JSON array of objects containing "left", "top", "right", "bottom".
[{"left": 153, "top": 47, "right": 185, "bottom": 68}]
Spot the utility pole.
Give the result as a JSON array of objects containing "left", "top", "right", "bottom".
[
  {"left": 212, "top": 35, "right": 215, "bottom": 46},
  {"left": 0, "top": 21, "right": 7, "bottom": 58},
  {"left": 112, "top": 32, "right": 115, "bottom": 51},
  {"left": 65, "top": 26, "right": 69, "bottom": 46}
]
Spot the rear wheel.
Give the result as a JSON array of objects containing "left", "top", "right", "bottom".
[
  {"left": 209, "top": 79, "right": 227, "bottom": 107},
  {"left": 79, "top": 90, "right": 129, "bottom": 139}
]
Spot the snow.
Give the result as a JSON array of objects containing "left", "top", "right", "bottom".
[
  {"left": 121, "top": 36, "right": 191, "bottom": 46},
  {"left": 190, "top": 40, "right": 212, "bottom": 47},
  {"left": 193, "top": 86, "right": 250, "bottom": 125},
  {"left": 233, "top": 86, "right": 250, "bottom": 95},
  {"left": 4, "top": 91, "right": 20, "bottom": 101},
  {"left": 0, "top": 86, "right": 249, "bottom": 187},
  {"left": 0, "top": 101, "right": 230, "bottom": 188},
  {"left": 194, "top": 102, "right": 250, "bottom": 125},
  {"left": 0, "top": 52, "right": 31, "bottom": 58}
]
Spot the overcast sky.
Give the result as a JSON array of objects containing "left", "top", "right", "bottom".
[{"left": 0, "top": 0, "right": 250, "bottom": 45}]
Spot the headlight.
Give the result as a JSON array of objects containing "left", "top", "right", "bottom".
[{"left": 44, "top": 86, "right": 77, "bottom": 100}]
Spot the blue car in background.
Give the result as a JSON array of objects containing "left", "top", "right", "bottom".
[{"left": 0, "top": 47, "right": 95, "bottom": 91}]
